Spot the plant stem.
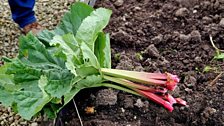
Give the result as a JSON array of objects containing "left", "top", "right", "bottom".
[
  {"left": 209, "top": 35, "right": 224, "bottom": 52},
  {"left": 101, "top": 83, "right": 140, "bottom": 96},
  {"left": 104, "top": 75, "right": 167, "bottom": 94},
  {"left": 101, "top": 68, "right": 167, "bottom": 86},
  {"left": 73, "top": 99, "right": 83, "bottom": 126}
]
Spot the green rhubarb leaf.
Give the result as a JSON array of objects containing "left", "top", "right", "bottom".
[
  {"left": 56, "top": 2, "right": 94, "bottom": 35},
  {"left": 14, "top": 76, "right": 52, "bottom": 120},
  {"left": 18, "top": 33, "right": 65, "bottom": 69},
  {"left": 63, "top": 87, "right": 81, "bottom": 106},
  {"left": 43, "top": 103, "right": 62, "bottom": 119},
  {"left": 0, "top": 69, "right": 15, "bottom": 107},
  {"left": 43, "top": 107, "right": 57, "bottom": 119},
  {"left": 0, "top": 64, "right": 18, "bottom": 91},
  {"left": 0, "top": 86, "right": 14, "bottom": 107},
  {"left": 76, "top": 8, "right": 112, "bottom": 51},
  {"left": 80, "top": 42, "right": 100, "bottom": 68},
  {"left": 4, "top": 59, "right": 73, "bottom": 119},
  {"left": 44, "top": 69, "right": 74, "bottom": 98},
  {"left": 76, "top": 66, "right": 99, "bottom": 78},
  {"left": 37, "top": 3, "right": 94, "bottom": 44},
  {"left": 50, "top": 34, "right": 82, "bottom": 75},
  {"left": 6, "top": 62, "right": 73, "bottom": 119},
  {"left": 0, "top": 62, "right": 10, "bottom": 74},
  {"left": 76, "top": 75, "right": 103, "bottom": 88},
  {"left": 6, "top": 59, "right": 42, "bottom": 83},
  {"left": 94, "top": 32, "right": 111, "bottom": 68},
  {"left": 37, "top": 30, "right": 55, "bottom": 46},
  {"left": 64, "top": 75, "right": 103, "bottom": 105}
]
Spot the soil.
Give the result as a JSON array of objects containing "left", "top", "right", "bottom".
[
  {"left": 52, "top": 0, "right": 224, "bottom": 126},
  {"left": 1, "top": 0, "right": 223, "bottom": 126}
]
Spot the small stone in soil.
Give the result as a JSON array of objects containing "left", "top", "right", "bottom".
[
  {"left": 202, "top": 16, "right": 213, "bottom": 24},
  {"left": 219, "top": 18, "right": 224, "bottom": 27},
  {"left": 190, "top": 30, "right": 201, "bottom": 42},
  {"left": 151, "top": 34, "right": 163, "bottom": 45},
  {"left": 121, "top": 107, "right": 125, "bottom": 113},
  {"left": 114, "top": 0, "right": 124, "bottom": 7},
  {"left": 179, "top": 33, "right": 191, "bottom": 42},
  {"left": 185, "top": 88, "right": 193, "bottom": 93},
  {"left": 175, "top": 8, "right": 189, "bottom": 17},
  {"left": 144, "top": 44, "right": 160, "bottom": 58},
  {"left": 31, "top": 122, "right": 38, "bottom": 126},
  {"left": 194, "top": 56, "right": 202, "bottom": 63},
  {"left": 134, "top": 99, "right": 144, "bottom": 108},
  {"left": 201, "top": 44, "right": 210, "bottom": 51},
  {"left": 201, "top": 107, "right": 217, "bottom": 118},
  {"left": 133, "top": 6, "right": 141, "bottom": 11},
  {"left": 184, "top": 75, "right": 197, "bottom": 87}
]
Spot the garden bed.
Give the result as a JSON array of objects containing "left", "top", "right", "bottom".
[{"left": 0, "top": 0, "right": 224, "bottom": 126}]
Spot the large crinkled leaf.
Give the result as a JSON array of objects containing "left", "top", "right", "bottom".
[
  {"left": 63, "top": 75, "right": 103, "bottom": 106},
  {"left": 50, "top": 34, "right": 101, "bottom": 74},
  {"left": 37, "top": 30, "right": 56, "bottom": 46},
  {"left": 94, "top": 32, "right": 111, "bottom": 68},
  {"left": 37, "top": 2, "right": 95, "bottom": 48},
  {"left": 43, "top": 103, "right": 62, "bottom": 119},
  {"left": 2, "top": 60, "right": 49, "bottom": 119},
  {"left": 75, "top": 8, "right": 112, "bottom": 51},
  {"left": 3, "top": 58, "right": 73, "bottom": 118},
  {"left": 6, "top": 59, "right": 42, "bottom": 83},
  {"left": 76, "top": 66, "right": 99, "bottom": 78},
  {"left": 76, "top": 75, "right": 103, "bottom": 88},
  {"left": 44, "top": 69, "right": 74, "bottom": 98},
  {"left": 0, "top": 86, "right": 14, "bottom": 107},
  {"left": 18, "top": 33, "right": 65, "bottom": 69},
  {"left": 0, "top": 64, "right": 16, "bottom": 107},
  {"left": 56, "top": 2, "right": 94, "bottom": 35},
  {"left": 14, "top": 76, "right": 52, "bottom": 120},
  {"left": 63, "top": 87, "right": 81, "bottom": 106},
  {"left": 50, "top": 34, "right": 83, "bottom": 75},
  {"left": 0, "top": 71, "right": 15, "bottom": 107},
  {"left": 1, "top": 59, "right": 72, "bottom": 121},
  {"left": 0, "top": 64, "right": 18, "bottom": 90},
  {"left": 0, "top": 62, "right": 10, "bottom": 74},
  {"left": 80, "top": 42, "right": 100, "bottom": 68}
]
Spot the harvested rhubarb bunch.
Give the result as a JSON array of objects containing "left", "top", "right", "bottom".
[{"left": 0, "top": 2, "right": 186, "bottom": 120}]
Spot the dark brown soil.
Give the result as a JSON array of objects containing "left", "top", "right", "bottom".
[{"left": 54, "top": 0, "right": 224, "bottom": 126}]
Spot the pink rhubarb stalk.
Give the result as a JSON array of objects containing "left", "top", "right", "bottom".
[
  {"left": 175, "top": 98, "right": 187, "bottom": 106},
  {"left": 101, "top": 69, "right": 186, "bottom": 112},
  {"left": 101, "top": 68, "right": 179, "bottom": 90},
  {"left": 161, "top": 93, "right": 177, "bottom": 105},
  {"left": 103, "top": 75, "right": 168, "bottom": 94},
  {"left": 136, "top": 89, "right": 174, "bottom": 112}
]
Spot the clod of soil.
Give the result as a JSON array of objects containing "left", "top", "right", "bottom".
[
  {"left": 175, "top": 8, "right": 189, "bottom": 17},
  {"left": 96, "top": 89, "right": 118, "bottom": 106},
  {"left": 144, "top": 44, "right": 160, "bottom": 58},
  {"left": 219, "top": 18, "right": 224, "bottom": 27}
]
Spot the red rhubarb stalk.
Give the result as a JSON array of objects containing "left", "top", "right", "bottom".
[
  {"left": 101, "top": 68, "right": 179, "bottom": 90},
  {"left": 104, "top": 75, "right": 168, "bottom": 94},
  {"left": 136, "top": 89, "right": 174, "bottom": 112}
]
